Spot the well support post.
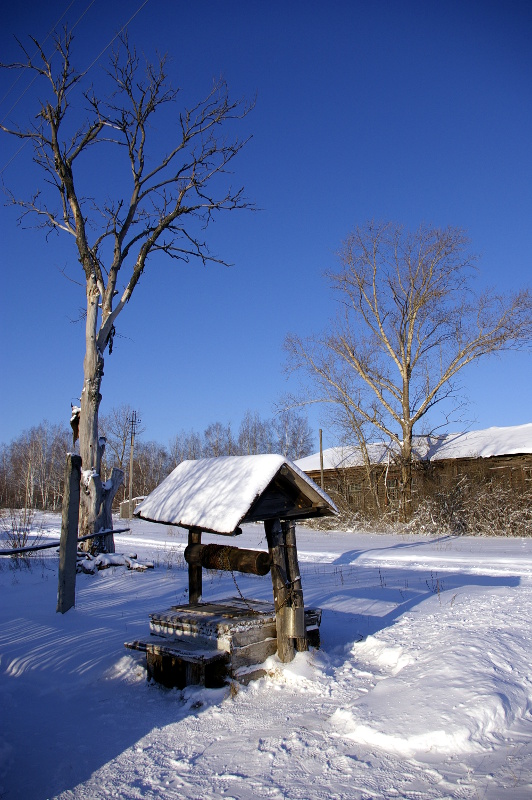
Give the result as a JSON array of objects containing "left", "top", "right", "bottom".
[
  {"left": 282, "top": 520, "right": 308, "bottom": 652},
  {"left": 265, "top": 517, "right": 295, "bottom": 663},
  {"left": 188, "top": 528, "right": 202, "bottom": 603}
]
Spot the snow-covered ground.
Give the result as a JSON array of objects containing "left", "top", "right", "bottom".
[{"left": 1, "top": 515, "right": 532, "bottom": 799}]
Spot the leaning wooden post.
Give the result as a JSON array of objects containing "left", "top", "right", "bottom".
[
  {"left": 188, "top": 528, "right": 202, "bottom": 604},
  {"left": 265, "top": 517, "right": 295, "bottom": 663},
  {"left": 57, "top": 454, "right": 82, "bottom": 614},
  {"left": 282, "top": 520, "right": 308, "bottom": 652}
]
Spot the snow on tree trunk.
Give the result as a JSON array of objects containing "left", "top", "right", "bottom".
[{"left": 79, "top": 286, "right": 123, "bottom": 553}]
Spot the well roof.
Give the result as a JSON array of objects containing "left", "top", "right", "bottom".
[{"left": 134, "top": 454, "right": 337, "bottom": 535}]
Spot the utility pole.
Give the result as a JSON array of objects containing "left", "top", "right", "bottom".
[
  {"left": 128, "top": 410, "right": 141, "bottom": 518},
  {"left": 319, "top": 429, "right": 324, "bottom": 490}
]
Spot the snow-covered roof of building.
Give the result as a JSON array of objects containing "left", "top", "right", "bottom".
[
  {"left": 295, "top": 423, "right": 532, "bottom": 473},
  {"left": 134, "top": 454, "right": 337, "bottom": 535}
]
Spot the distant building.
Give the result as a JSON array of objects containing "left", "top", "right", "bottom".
[
  {"left": 120, "top": 497, "right": 146, "bottom": 519},
  {"left": 295, "top": 424, "right": 532, "bottom": 517}
]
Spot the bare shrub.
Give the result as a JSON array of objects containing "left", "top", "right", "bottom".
[
  {"left": 465, "top": 483, "right": 532, "bottom": 537},
  {"left": 408, "top": 477, "right": 469, "bottom": 535},
  {"left": 0, "top": 508, "right": 44, "bottom": 552},
  {"left": 409, "top": 478, "right": 532, "bottom": 536}
]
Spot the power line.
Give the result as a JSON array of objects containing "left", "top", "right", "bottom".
[
  {"left": 0, "top": 0, "right": 78, "bottom": 110},
  {"left": 79, "top": 0, "right": 150, "bottom": 80},
  {"left": 0, "top": 0, "right": 97, "bottom": 124}
]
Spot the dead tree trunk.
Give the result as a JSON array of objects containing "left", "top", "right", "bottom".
[{"left": 78, "top": 284, "right": 123, "bottom": 552}]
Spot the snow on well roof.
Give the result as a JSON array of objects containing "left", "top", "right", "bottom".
[
  {"left": 134, "top": 454, "right": 337, "bottom": 535},
  {"left": 295, "top": 423, "right": 532, "bottom": 472}
]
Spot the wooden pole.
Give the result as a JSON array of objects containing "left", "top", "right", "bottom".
[
  {"left": 57, "top": 454, "right": 82, "bottom": 614},
  {"left": 188, "top": 528, "right": 202, "bottom": 604},
  {"left": 319, "top": 429, "right": 324, "bottom": 490},
  {"left": 128, "top": 411, "right": 139, "bottom": 518},
  {"left": 265, "top": 518, "right": 295, "bottom": 663},
  {"left": 282, "top": 520, "right": 308, "bottom": 652}
]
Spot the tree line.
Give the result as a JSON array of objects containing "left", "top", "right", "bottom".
[{"left": 0, "top": 408, "right": 314, "bottom": 511}]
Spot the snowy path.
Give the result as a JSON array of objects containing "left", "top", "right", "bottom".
[{"left": 1, "top": 518, "right": 532, "bottom": 799}]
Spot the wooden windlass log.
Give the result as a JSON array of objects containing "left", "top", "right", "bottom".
[{"left": 184, "top": 543, "right": 272, "bottom": 576}]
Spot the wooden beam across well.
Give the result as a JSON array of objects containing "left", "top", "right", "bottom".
[{"left": 184, "top": 543, "right": 271, "bottom": 576}]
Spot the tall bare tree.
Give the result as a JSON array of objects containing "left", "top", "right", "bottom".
[
  {"left": 287, "top": 221, "right": 532, "bottom": 518},
  {"left": 1, "top": 29, "right": 252, "bottom": 546}
]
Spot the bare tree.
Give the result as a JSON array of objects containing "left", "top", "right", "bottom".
[
  {"left": 203, "top": 422, "right": 236, "bottom": 458},
  {"left": 238, "top": 410, "right": 275, "bottom": 455},
  {"left": 0, "top": 422, "right": 71, "bottom": 511},
  {"left": 1, "top": 30, "right": 252, "bottom": 546},
  {"left": 287, "top": 221, "right": 532, "bottom": 518},
  {"left": 168, "top": 409, "right": 315, "bottom": 463},
  {"left": 273, "top": 409, "right": 314, "bottom": 460},
  {"left": 169, "top": 429, "right": 204, "bottom": 465},
  {"left": 134, "top": 440, "right": 171, "bottom": 497}
]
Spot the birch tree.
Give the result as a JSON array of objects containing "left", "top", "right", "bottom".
[
  {"left": 273, "top": 410, "right": 314, "bottom": 460},
  {"left": 1, "top": 29, "right": 252, "bottom": 547},
  {"left": 287, "top": 221, "right": 532, "bottom": 518}
]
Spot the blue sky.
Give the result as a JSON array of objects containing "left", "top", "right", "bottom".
[{"left": 1, "top": 0, "right": 531, "bottom": 451}]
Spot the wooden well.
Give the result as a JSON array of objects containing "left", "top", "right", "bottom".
[{"left": 126, "top": 455, "right": 336, "bottom": 688}]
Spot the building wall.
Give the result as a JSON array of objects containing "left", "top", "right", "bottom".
[{"left": 305, "top": 454, "right": 532, "bottom": 517}]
